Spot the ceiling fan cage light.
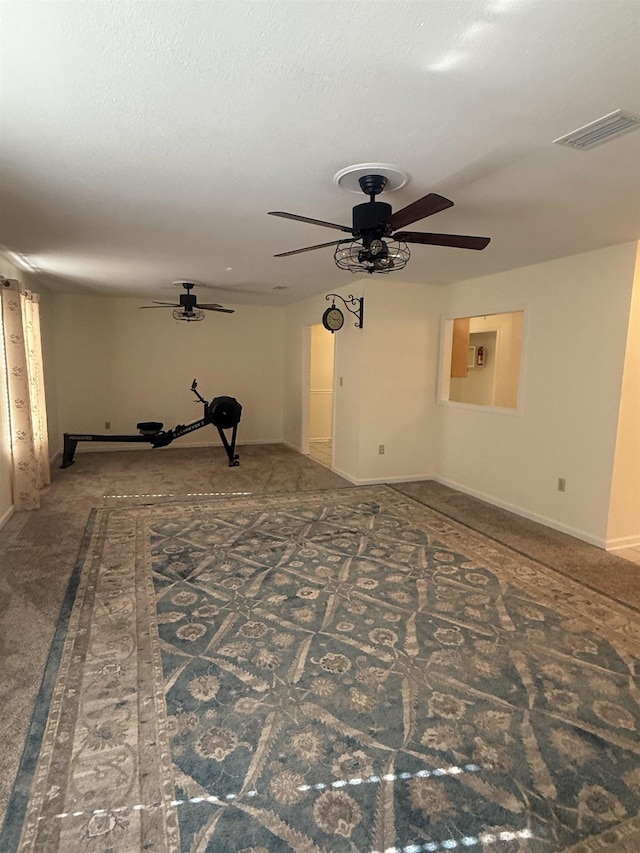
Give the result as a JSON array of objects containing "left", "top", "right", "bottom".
[
  {"left": 173, "top": 308, "right": 205, "bottom": 322},
  {"left": 334, "top": 239, "right": 410, "bottom": 274},
  {"left": 387, "top": 240, "right": 411, "bottom": 264}
]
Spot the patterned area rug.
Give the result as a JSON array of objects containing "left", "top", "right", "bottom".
[{"left": 3, "top": 486, "right": 640, "bottom": 852}]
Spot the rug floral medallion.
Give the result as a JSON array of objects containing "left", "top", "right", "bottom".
[{"left": 6, "top": 486, "right": 640, "bottom": 852}]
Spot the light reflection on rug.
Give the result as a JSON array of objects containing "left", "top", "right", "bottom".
[{"left": 5, "top": 487, "right": 640, "bottom": 852}]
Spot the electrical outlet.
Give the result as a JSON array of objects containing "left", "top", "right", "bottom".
[
  {"left": 105, "top": 421, "right": 111, "bottom": 430},
  {"left": 339, "top": 377, "right": 343, "bottom": 387},
  {"left": 379, "top": 444, "right": 385, "bottom": 455},
  {"left": 557, "top": 477, "right": 566, "bottom": 492}
]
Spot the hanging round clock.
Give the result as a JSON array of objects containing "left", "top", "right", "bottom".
[{"left": 322, "top": 304, "right": 344, "bottom": 333}]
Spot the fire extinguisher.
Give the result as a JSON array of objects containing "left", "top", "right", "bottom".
[{"left": 476, "top": 346, "right": 485, "bottom": 366}]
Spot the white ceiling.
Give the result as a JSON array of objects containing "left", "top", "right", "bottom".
[{"left": 1, "top": 0, "right": 639, "bottom": 307}]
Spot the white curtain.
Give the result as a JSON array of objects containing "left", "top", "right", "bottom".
[{"left": 1, "top": 278, "right": 50, "bottom": 510}]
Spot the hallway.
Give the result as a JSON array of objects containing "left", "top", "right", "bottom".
[{"left": 308, "top": 439, "right": 331, "bottom": 468}]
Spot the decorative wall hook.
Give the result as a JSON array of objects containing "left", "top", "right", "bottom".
[{"left": 323, "top": 293, "right": 364, "bottom": 331}]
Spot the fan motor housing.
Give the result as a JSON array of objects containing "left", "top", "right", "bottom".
[
  {"left": 352, "top": 201, "right": 392, "bottom": 237},
  {"left": 180, "top": 293, "right": 197, "bottom": 309}
]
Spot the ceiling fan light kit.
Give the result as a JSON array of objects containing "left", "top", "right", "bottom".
[
  {"left": 173, "top": 307, "right": 204, "bottom": 322},
  {"left": 334, "top": 238, "right": 410, "bottom": 274},
  {"left": 269, "top": 166, "right": 490, "bottom": 275}
]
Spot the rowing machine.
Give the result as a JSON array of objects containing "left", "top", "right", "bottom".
[{"left": 60, "top": 379, "right": 242, "bottom": 468}]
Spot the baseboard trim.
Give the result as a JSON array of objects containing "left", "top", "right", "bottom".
[
  {"left": 70, "top": 439, "right": 281, "bottom": 454},
  {"left": 249, "top": 447, "right": 610, "bottom": 549},
  {"left": 605, "top": 535, "right": 640, "bottom": 552},
  {"left": 0, "top": 504, "right": 15, "bottom": 530},
  {"left": 283, "top": 440, "right": 303, "bottom": 453},
  {"left": 326, "top": 465, "right": 434, "bottom": 486},
  {"left": 433, "top": 476, "right": 606, "bottom": 549},
  {"left": 330, "top": 466, "right": 358, "bottom": 484}
]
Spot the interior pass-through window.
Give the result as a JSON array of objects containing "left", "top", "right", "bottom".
[{"left": 446, "top": 310, "right": 524, "bottom": 409}]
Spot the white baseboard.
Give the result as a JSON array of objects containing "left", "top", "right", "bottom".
[
  {"left": 605, "top": 534, "right": 640, "bottom": 552},
  {"left": 330, "top": 466, "right": 358, "bottom": 484},
  {"left": 0, "top": 504, "right": 15, "bottom": 530},
  {"left": 70, "top": 438, "right": 281, "bottom": 454},
  {"left": 328, "top": 466, "right": 434, "bottom": 487},
  {"left": 292, "top": 465, "right": 627, "bottom": 551},
  {"left": 283, "top": 440, "right": 303, "bottom": 453},
  {"left": 433, "top": 476, "right": 607, "bottom": 549}
]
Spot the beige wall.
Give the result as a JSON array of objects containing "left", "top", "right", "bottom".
[
  {"left": 282, "top": 285, "right": 362, "bottom": 464},
  {"left": 309, "top": 324, "right": 334, "bottom": 441},
  {"left": 2, "top": 241, "right": 638, "bottom": 552},
  {"left": 606, "top": 243, "right": 640, "bottom": 548},
  {"left": 435, "top": 242, "right": 638, "bottom": 547},
  {"left": 50, "top": 294, "right": 285, "bottom": 454},
  {"left": 353, "top": 279, "right": 441, "bottom": 483},
  {"left": 282, "top": 244, "right": 637, "bottom": 546},
  {"left": 283, "top": 280, "right": 441, "bottom": 483}
]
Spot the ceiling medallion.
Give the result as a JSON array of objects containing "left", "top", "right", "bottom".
[{"left": 333, "top": 163, "right": 410, "bottom": 194}]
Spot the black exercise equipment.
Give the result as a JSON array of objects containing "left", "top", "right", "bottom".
[{"left": 60, "top": 379, "right": 242, "bottom": 468}]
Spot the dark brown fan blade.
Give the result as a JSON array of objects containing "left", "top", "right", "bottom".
[
  {"left": 140, "top": 303, "right": 179, "bottom": 308},
  {"left": 394, "top": 231, "right": 491, "bottom": 250},
  {"left": 269, "top": 211, "right": 352, "bottom": 233},
  {"left": 390, "top": 193, "right": 454, "bottom": 231},
  {"left": 274, "top": 239, "right": 347, "bottom": 258},
  {"left": 198, "top": 302, "right": 224, "bottom": 309},
  {"left": 200, "top": 306, "right": 235, "bottom": 313}
]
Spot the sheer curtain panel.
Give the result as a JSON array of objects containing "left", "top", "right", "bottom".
[{"left": 1, "top": 278, "right": 50, "bottom": 510}]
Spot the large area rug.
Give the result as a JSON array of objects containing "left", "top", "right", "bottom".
[{"left": 3, "top": 486, "right": 640, "bottom": 852}]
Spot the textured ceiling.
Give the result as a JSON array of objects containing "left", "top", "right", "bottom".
[{"left": 1, "top": 0, "right": 639, "bottom": 306}]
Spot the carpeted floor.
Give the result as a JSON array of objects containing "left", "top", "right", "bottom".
[{"left": 0, "top": 444, "right": 639, "bottom": 851}]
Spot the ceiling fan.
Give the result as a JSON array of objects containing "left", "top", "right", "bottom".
[
  {"left": 140, "top": 281, "right": 235, "bottom": 322},
  {"left": 269, "top": 173, "right": 490, "bottom": 274}
]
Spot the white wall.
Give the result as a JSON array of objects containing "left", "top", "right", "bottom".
[
  {"left": 50, "top": 294, "right": 285, "bottom": 453},
  {"left": 283, "top": 279, "right": 442, "bottom": 484},
  {"left": 283, "top": 244, "right": 637, "bottom": 543},
  {"left": 283, "top": 285, "right": 362, "bottom": 464},
  {"left": 354, "top": 279, "right": 442, "bottom": 483},
  {"left": 434, "top": 242, "right": 638, "bottom": 547},
  {"left": 309, "top": 324, "right": 334, "bottom": 440},
  {"left": 3, "top": 241, "right": 637, "bottom": 550},
  {"left": 607, "top": 243, "right": 640, "bottom": 549}
]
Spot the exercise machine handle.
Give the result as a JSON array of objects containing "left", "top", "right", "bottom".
[{"left": 191, "top": 378, "right": 207, "bottom": 405}]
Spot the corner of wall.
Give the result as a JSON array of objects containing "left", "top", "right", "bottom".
[{"left": 606, "top": 240, "right": 640, "bottom": 549}]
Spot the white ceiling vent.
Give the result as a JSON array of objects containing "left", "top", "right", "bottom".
[{"left": 554, "top": 109, "right": 640, "bottom": 151}]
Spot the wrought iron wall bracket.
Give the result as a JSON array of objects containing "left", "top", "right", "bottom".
[{"left": 325, "top": 293, "right": 364, "bottom": 329}]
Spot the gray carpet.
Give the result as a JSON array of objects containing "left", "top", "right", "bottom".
[{"left": 0, "top": 445, "right": 638, "bottom": 851}]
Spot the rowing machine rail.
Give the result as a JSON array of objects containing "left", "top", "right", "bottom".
[{"left": 61, "top": 380, "right": 242, "bottom": 469}]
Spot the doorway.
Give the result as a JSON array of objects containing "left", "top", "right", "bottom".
[{"left": 308, "top": 323, "right": 335, "bottom": 468}]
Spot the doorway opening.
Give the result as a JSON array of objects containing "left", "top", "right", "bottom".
[{"left": 308, "top": 324, "right": 335, "bottom": 468}]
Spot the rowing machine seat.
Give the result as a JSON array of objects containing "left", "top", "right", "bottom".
[{"left": 137, "top": 421, "right": 163, "bottom": 435}]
